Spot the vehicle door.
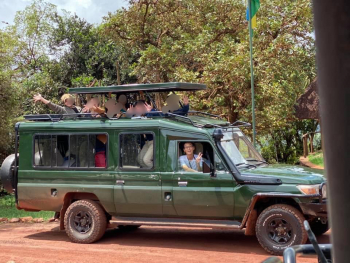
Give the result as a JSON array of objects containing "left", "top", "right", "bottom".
[
  {"left": 114, "top": 130, "right": 162, "bottom": 216},
  {"left": 171, "top": 140, "right": 235, "bottom": 219}
]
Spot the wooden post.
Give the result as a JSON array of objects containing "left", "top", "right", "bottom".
[
  {"left": 310, "top": 133, "right": 314, "bottom": 153},
  {"left": 303, "top": 134, "right": 309, "bottom": 158}
]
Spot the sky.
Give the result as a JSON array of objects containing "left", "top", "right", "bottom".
[{"left": 0, "top": 0, "right": 128, "bottom": 28}]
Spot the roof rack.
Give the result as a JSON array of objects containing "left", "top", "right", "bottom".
[
  {"left": 165, "top": 113, "right": 203, "bottom": 127},
  {"left": 165, "top": 112, "right": 226, "bottom": 129},
  {"left": 187, "top": 111, "right": 222, "bottom": 119},
  {"left": 24, "top": 113, "right": 103, "bottom": 122},
  {"left": 230, "top": 121, "right": 252, "bottom": 128}
]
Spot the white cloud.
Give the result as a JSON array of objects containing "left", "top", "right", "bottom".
[{"left": 0, "top": 0, "right": 128, "bottom": 28}]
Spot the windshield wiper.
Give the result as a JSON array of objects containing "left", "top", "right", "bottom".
[
  {"left": 235, "top": 163, "right": 257, "bottom": 168},
  {"left": 246, "top": 159, "right": 269, "bottom": 165}
]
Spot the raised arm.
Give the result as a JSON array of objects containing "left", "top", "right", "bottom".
[
  {"left": 173, "top": 96, "right": 190, "bottom": 115},
  {"left": 33, "top": 94, "right": 66, "bottom": 114}
]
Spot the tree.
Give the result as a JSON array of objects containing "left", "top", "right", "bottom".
[
  {"left": 10, "top": 0, "right": 57, "bottom": 75},
  {"left": 103, "top": 0, "right": 316, "bottom": 162},
  {"left": 103, "top": 0, "right": 315, "bottom": 124},
  {"left": 0, "top": 30, "right": 19, "bottom": 163}
]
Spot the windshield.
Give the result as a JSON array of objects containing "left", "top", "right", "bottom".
[{"left": 220, "top": 129, "right": 265, "bottom": 168}]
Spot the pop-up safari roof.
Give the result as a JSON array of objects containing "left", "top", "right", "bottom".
[{"left": 68, "top": 82, "right": 206, "bottom": 94}]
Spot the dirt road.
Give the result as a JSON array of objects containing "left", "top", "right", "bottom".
[{"left": 0, "top": 223, "right": 330, "bottom": 263}]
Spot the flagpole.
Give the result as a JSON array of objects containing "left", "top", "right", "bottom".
[{"left": 248, "top": 0, "right": 256, "bottom": 147}]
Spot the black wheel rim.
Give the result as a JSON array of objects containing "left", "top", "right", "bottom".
[
  {"left": 266, "top": 217, "right": 293, "bottom": 244},
  {"left": 72, "top": 210, "right": 93, "bottom": 234}
]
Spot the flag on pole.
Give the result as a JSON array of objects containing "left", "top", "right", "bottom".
[{"left": 246, "top": 0, "right": 260, "bottom": 28}]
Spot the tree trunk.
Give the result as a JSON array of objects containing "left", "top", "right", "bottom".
[
  {"left": 116, "top": 60, "right": 121, "bottom": 85},
  {"left": 224, "top": 96, "right": 238, "bottom": 123},
  {"left": 303, "top": 134, "right": 309, "bottom": 158},
  {"left": 310, "top": 133, "right": 314, "bottom": 153}
]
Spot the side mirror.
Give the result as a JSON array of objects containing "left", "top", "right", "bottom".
[{"left": 203, "top": 161, "right": 216, "bottom": 177}]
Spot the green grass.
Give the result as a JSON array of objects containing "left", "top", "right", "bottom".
[
  {"left": 0, "top": 195, "right": 54, "bottom": 220},
  {"left": 308, "top": 151, "right": 324, "bottom": 167}
]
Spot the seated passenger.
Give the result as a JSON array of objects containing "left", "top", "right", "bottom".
[
  {"left": 149, "top": 95, "right": 190, "bottom": 116},
  {"left": 137, "top": 134, "right": 153, "bottom": 168},
  {"left": 179, "top": 142, "right": 203, "bottom": 172},
  {"left": 95, "top": 134, "right": 107, "bottom": 167},
  {"left": 172, "top": 95, "right": 189, "bottom": 115},
  {"left": 33, "top": 93, "right": 81, "bottom": 114},
  {"left": 126, "top": 100, "right": 152, "bottom": 117},
  {"left": 82, "top": 97, "right": 105, "bottom": 115},
  {"left": 117, "top": 94, "right": 128, "bottom": 113}
]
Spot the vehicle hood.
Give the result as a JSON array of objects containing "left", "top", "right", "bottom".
[{"left": 242, "top": 164, "right": 326, "bottom": 184}]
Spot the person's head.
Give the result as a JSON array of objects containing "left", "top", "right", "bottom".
[
  {"left": 118, "top": 94, "right": 127, "bottom": 105},
  {"left": 134, "top": 100, "right": 147, "bottom": 115},
  {"left": 90, "top": 97, "right": 100, "bottom": 107},
  {"left": 183, "top": 142, "right": 195, "bottom": 156},
  {"left": 61, "top": 94, "right": 75, "bottom": 107}
]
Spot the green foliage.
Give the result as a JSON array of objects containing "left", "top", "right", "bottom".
[
  {"left": 103, "top": 0, "right": 315, "bottom": 127},
  {"left": 0, "top": 195, "right": 16, "bottom": 207},
  {"left": 308, "top": 152, "right": 324, "bottom": 167},
  {"left": 0, "top": 196, "right": 53, "bottom": 219},
  {"left": 0, "top": 30, "right": 19, "bottom": 163},
  {"left": 260, "top": 120, "right": 318, "bottom": 164}
]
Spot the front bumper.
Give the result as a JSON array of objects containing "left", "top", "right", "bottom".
[{"left": 299, "top": 201, "right": 327, "bottom": 217}]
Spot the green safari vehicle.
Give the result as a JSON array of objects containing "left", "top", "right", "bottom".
[{"left": 0, "top": 83, "right": 328, "bottom": 255}]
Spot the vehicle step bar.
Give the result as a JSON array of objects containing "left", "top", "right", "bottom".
[{"left": 109, "top": 217, "right": 242, "bottom": 229}]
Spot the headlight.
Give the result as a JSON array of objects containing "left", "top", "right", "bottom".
[
  {"left": 297, "top": 184, "right": 321, "bottom": 195},
  {"left": 321, "top": 184, "right": 327, "bottom": 199}
]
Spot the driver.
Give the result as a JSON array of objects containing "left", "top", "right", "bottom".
[{"left": 179, "top": 142, "right": 203, "bottom": 172}]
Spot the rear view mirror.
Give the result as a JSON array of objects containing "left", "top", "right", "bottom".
[
  {"left": 203, "top": 161, "right": 210, "bottom": 173},
  {"left": 203, "top": 161, "right": 216, "bottom": 177}
]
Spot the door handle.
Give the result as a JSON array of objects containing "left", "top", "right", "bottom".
[
  {"left": 178, "top": 181, "right": 188, "bottom": 187},
  {"left": 116, "top": 180, "right": 125, "bottom": 185}
]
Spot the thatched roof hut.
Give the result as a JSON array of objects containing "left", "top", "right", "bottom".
[{"left": 295, "top": 79, "right": 319, "bottom": 119}]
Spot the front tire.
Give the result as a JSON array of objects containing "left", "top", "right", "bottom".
[
  {"left": 310, "top": 220, "right": 329, "bottom": 236},
  {"left": 64, "top": 199, "right": 107, "bottom": 244},
  {"left": 255, "top": 204, "right": 307, "bottom": 255}
]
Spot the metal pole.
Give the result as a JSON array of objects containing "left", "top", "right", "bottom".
[
  {"left": 248, "top": 0, "right": 256, "bottom": 147},
  {"left": 313, "top": 1, "right": 350, "bottom": 262}
]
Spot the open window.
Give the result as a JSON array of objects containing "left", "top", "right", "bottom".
[
  {"left": 33, "top": 133, "right": 108, "bottom": 169},
  {"left": 177, "top": 141, "right": 214, "bottom": 174},
  {"left": 119, "top": 132, "right": 155, "bottom": 169}
]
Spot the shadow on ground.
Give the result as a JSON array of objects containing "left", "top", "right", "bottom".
[{"left": 24, "top": 226, "right": 331, "bottom": 256}]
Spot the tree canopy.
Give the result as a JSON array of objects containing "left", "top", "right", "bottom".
[{"left": 0, "top": 0, "right": 317, "bottom": 164}]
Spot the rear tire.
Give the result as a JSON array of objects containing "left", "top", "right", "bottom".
[
  {"left": 64, "top": 199, "right": 107, "bottom": 243},
  {"left": 255, "top": 204, "right": 307, "bottom": 255}
]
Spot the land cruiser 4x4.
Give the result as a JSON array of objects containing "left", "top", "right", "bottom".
[{"left": 0, "top": 83, "right": 327, "bottom": 255}]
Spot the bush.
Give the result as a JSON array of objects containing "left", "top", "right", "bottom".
[{"left": 0, "top": 194, "right": 16, "bottom": 207}]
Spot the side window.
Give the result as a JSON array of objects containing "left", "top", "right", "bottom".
[
  {"left": 33, "top": 134, "right": 107, "bottom": 168},
  {"left": 178, "top": 141, "right": 214, "bottom": 173},
  {"left": 119, "top": 133, "right": 154, "bottom": 169},
  {"left": 34, "top": 135, "right": 52, "bottom": 166}
]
